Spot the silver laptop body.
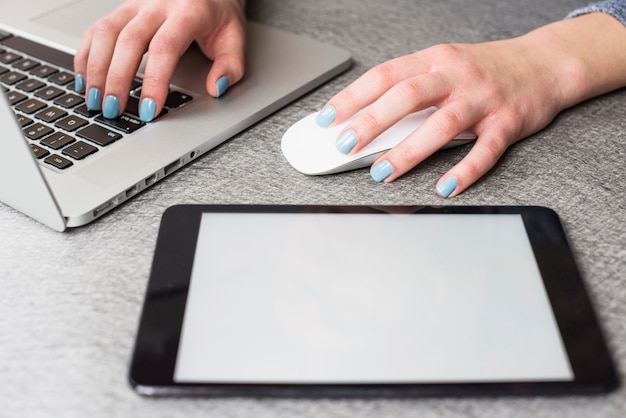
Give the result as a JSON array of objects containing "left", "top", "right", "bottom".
[{"left": 0, "top": 0, "right": 351, "bottom": 231}]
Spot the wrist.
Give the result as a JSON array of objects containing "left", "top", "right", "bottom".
[{"left": 522, "top": 13, "right": 626, "bottom": 110}]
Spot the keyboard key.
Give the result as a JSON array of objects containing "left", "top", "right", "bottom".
[
  {"left": 15, "top": 114, "right": 33, "bottom": 128},
  {"left": 165, "top": 90, "right": 193, "bottom": 108},
  {"left": 44, "top": 154, "right": 73, "bottom": 169},
  {"left": 0, "top": 65, "right": 8, "bottom": 75},
  {"left": 74, "top": 104, "right": 100, "bottom": 118},
  {"left": 30, "top": 64, "right": 58, "bottom": 78},
  {"left": 0, "top": 71, "right": 27, "bottom": 85},
  {"left": 41, "top": 132, "right": 76, "bottom": 150},
  {"left": 15, "top": 98, "right": 47, "bottom": 114},
  {"left": 53, "top": 93, "right": 84, "bottom": 108},
  {"left": 124, "top": 96, "right": 140, "bottom": 115},
  {"left": 63, "top": 141, "right": 98, "bottom": 160},
  {"left": 55, "top": 114, "right": 89, "bottom": 131},
  {"left": 6, "top": 90, "right": 27, "bottom": 105},
  {"left": 76, "top": 124, "right": 122, "bottom": 146},
  {"left": 30, "top": 143, "right": 50, "bottom": 159},
  {"left": 12, "top": 58, "right": 40, "bottom": 72},
  {"left": 35, "top": 85, "right": 65, "bottom": 100},
  {"left": 16, "top": 78, "right": 45, "bottom": 92},
  {"left": 0, "top": 51, "right": 21, "bottom": 64},
  {"left": 35, "top": 106, "right": 68, "bottom": 123},
  {"left": 23, "top": 122, "right": 53, "bottom": 140},
  {"left": 125, "top": 96, "right": 168, "bottom": 120},
  {"left": 96, "top": 113, "right": 145, "bottom": 133},
  {"left": 48, "top": 71, "right": 74, "bottom": 86}
]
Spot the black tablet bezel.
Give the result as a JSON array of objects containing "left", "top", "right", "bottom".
[{"left": 129, "top": 205, "right": 618, "bottom": 397}]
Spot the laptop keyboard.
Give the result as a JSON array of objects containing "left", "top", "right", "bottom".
[{"left": 0, "top": 30, "right": 193, "bottom": 171}]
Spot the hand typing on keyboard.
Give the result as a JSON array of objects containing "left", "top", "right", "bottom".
[{"left": 73, "top": 0, "right": 246, "bottom": 122}]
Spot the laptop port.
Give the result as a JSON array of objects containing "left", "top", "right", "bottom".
[
  {"left": 145, "top": 173, "right": 158, "bottom": 186},
  {"left": 125, "top": 184, "right": 139, "bottom": 198},
  {"left": 93, "top": 198, "right": 117, "bottom": 218},
  {"left": 164, "top": 159, "right": 181, "bottom": 176}
]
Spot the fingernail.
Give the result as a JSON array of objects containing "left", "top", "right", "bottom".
[
  {"left": 139, "top": 98, "right": 156, "bottom": 122},
  {"left": 103, "top": 95, "right": 120, "bottom": 119},
  {"left": 336, "top": 130, "right": 357, "bottom": 154},
  {"left": 437, "top": 177, "right": 458, "bottom": 198},
  {"left": 75, "top": 74, "right": 85, "bottom": 92},
  {"left": 215, "top": 75, "right": 230, "bottom": 97},
  {"left": 87, "top": 87, "right": 102, "bottom": 111},
  {"left": 316, "top": 105, "right": 336, "bottom": 127},
  {"left": 370, "top": 160, "right": 393, "bottom": 182}
]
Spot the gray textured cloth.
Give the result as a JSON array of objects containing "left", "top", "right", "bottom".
[
  {"left": 1, "top": 1, "right": 625, "bottom": 417},
  {"left": 567, "top": 0, "right": 626, "bottom": 25}
]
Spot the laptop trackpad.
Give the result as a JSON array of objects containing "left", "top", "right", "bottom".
[{"left": 30, "top": 0, "right": 124, "bottom": 39}]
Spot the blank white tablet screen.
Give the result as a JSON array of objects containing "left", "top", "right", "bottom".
[{"left": 174, "top": 212, "right": 573, "bottom": 383}]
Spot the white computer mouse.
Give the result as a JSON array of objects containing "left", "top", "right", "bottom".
[{"left": 281, "top": 107, "right": 476, "bottom": 175}]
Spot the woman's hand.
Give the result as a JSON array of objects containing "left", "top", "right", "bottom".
[
  {"left": 74, "top": 0, "right": 246, "bottom": 122},
  {"left": 316, "top": 12, "right": 626, "bottom": 197}
]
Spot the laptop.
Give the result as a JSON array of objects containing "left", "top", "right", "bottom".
[{"left": 0, "top": 0, "right": 352, "bottom": 232}]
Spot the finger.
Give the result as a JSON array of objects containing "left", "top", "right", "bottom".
[
  {"left": 102, "top": 12, "right": 166, "bottom": 119},
  {"left": 317, "top": 53, "right": 425, "bottom": 127},
  {"left": 73, "top": 28, "right": 94, "bottom": 93},
  {"left": 336, "top": 72, "right": 448, "bottom": 154},
  {"left": 435, "top": 126, "right": 511, "bottom": 198},
  {"left": 137, "top": 17, "right": 197, "bottom": 122},
  {"left": 369, "top": 100, "right": 480, "bottom": 183},
  {"left": 83, "top": 13, "right": 134, "bottom": 111},
  {"left": 201, "top": 21, "right": 246, "bottom": 98}
]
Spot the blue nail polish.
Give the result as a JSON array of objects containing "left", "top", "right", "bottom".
[
  {"left": 75, "top": 74, "right": 85, "bottom": 92},
  {"left": 316, "top": 105, "right": 336, "bottom": 128},
  {"left": 437, "top": 177, "right": 458, "bottom": 198},
  {"left": 139, "top": 98, "right": 157, "bottom": 122},
  {"left": 336, "top": 130, "right": 357, "bottom": 154},
  {"left": 103, "top": 95, "right": 120, "bottom": 119},
  {"left": 87, "top": 87, "right": 102, "bottom": 111},
  {"left": 370, "top": 160, "right": 393, "bottom": 182},
  {"left": 215, "top": 75, "right": 230, "bottom": 97}
]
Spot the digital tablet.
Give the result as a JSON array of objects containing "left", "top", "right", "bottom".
[{"left": 129, "top": 205, "right": 618, "bottom": 397}]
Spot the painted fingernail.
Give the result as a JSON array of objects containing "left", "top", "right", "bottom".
[
  {"left": 370, "top": 160, "right": 393, "bottom": 182},
  {"left": 336, "top": 130, "right": 357, "bottom": 154},
  {"left": 139, "top": 98, "right": 156, "bottom": 122},
  {"left": 87, "top": 87, "right": 102, "bottom": 111},
  {"left": 103, "top": 95, "right": 120, "bottom": 119},
  {"left": 316, "top": 105, "right": 336, "bottom": 127},
  {"left": 437, "top": 177, "right": 458, "bottom": 198},
  {"left": 215, "top": 75, "right": 230, "bottom": 98},
  {"left": 75, "top": 74, "right": 85, "bottom": 92}
]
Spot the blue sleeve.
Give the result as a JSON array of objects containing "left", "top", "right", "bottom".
[{"left": 566, "top": 0, "right": 626, "bottom": 26}]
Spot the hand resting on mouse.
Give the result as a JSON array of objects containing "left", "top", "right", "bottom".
[{"left": 312, "top": 8, "right": 626, "bottom": 197}]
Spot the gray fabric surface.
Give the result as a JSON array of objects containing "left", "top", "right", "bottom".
[{"left": 1, "top": 0, "right": 625, "bottom": 416}]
